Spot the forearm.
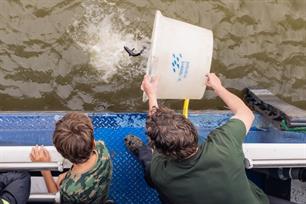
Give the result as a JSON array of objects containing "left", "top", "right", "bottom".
[
  {"left": 41, "top": 171, "right": 58, "bottom": 193},
  {"left": 214, "top": 86, "right": 254, "bottom": 132},
  {"left": 148, "top": 95, "right": 158, "bottom": 114},
  {"left": 215, "top": 86, "right": 251, "bottom": 114}
]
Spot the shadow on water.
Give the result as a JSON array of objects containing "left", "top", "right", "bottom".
[{"left": 0, "top": 0, "right": 305, "bottom": 111}]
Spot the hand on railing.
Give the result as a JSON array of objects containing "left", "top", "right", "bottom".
[{"left": 30, "top": 145, "right": 51, "bottom": 162}]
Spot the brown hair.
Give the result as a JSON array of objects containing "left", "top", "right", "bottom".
[
  {"left": 146, "top": 107, "right": 198, "bottom": 160},
  {"left": 53, "top": 112, "right": 95, "bottom": 164}
]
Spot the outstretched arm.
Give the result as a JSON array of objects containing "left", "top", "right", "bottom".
[
  {"left": 41, "top": 171, "right": 58, "bottom": 193},
  {"left": 30, "top": 146, "right": 58, "bottom": 193},
  {"left": 141, "top": 75, "right": 159, "bottom": 114},
  {"left": 206, "top": 73, "right": 254, "bottom": 133}
]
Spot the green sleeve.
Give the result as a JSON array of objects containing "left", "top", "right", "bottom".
[
  {"left": 151, "top": 153, "right": 165, "bottom": 169},
  {"left": 207, "top": 119, "right": 247, "bottom": 148},
  {"left": 151, "top": 153, "right": 167, "bottom": 173}
]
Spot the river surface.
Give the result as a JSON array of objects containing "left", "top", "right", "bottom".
[{"left": 0, "top": 0, "right": 305, "bottom": 112}]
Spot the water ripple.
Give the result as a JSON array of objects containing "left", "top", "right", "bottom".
[{"left": 0, "top": 0, "right": 305, "bottom": 111}]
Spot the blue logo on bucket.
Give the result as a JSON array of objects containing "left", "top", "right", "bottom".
[{"left": 171, "top": 53, "right": 189, "bottom": 81}]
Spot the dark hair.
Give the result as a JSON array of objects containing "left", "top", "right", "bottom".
[
  {"left": 53, "top": 112, "right": 95, "bottom": 164},
  {"left": 146, "top": 107, "right": 198, "bottom": 160}
]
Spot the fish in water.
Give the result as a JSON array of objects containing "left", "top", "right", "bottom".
[{"left": 124, "top": 46, "right": 146, "bottom": 57}]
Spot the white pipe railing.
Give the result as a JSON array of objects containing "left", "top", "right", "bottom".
[
  {"left": 0, "top": 162, "right": 64, "bottom": 171},
  {"left": 244, "top": 158, "right": 306, "bottom": 169},
  {"left": 243, "top": 143, "right": 306, "bottom": 169},
  {"left": 28, "top": 192, "right": 60, "bottom": 203}
]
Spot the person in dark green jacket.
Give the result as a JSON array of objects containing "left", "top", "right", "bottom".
[{"left": 125, "top": 73, "right": 295, "bottom": 204}]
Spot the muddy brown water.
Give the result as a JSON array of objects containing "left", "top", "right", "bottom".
[{"left": 0, "top": 0, "right": 305, "bottom": 112}]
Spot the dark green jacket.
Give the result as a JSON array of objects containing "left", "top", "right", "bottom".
[{"left": 151, "top": 119, "right": 269, "bottom": 204}]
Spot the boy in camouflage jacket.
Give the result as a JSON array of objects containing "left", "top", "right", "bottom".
[{"left": 30, "top": 112, "right": 112, "bottom": 204}]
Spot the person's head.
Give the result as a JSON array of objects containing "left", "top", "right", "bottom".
[
  {"left": 53, "top": 112, "right": 95, "bottom": 164},
  {"left": 146, "top": 107, "right": 198, "bottom": 160}
]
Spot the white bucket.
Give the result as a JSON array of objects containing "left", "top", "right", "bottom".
[{"left": 144, "top": 10, "right": 213, "bottom": 101}]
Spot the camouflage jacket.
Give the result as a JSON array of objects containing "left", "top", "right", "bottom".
[{"left": 60, "top": 141, "right": 112, "bottom": 204}]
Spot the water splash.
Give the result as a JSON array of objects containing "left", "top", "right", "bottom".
[{"left": 68, "top": 0, "right": 150, "bottom": 82}]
